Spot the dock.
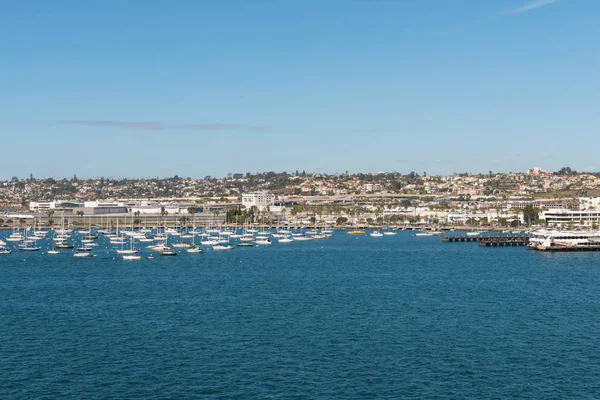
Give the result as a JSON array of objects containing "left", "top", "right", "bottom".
[
  {"left": 535, "top": 244, "right": 600, "bottom": 252},
  {"left": 442, "top": 235, "right": 529, "bottom": 246}
]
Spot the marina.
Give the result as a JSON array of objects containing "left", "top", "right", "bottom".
[{"left": 2, "top": 228, "right": 600, "bottom": 399}]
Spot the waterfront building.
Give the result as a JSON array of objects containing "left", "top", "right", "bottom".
[
  {"left": 29, "top": 201, "right": 84, "bottom": 212},
  {"left": 541, "top": 209, "right": 600, "bottom": 226},
  {"left": 242, "top": 192, "right": 274, "bottom": 210}
]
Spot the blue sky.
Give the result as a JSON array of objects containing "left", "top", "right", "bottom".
[{"left": 1, "top": 0, "right": 598, "bottom": 179}]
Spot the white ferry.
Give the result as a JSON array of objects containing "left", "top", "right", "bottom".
[{"left": 528, "top": 229, "right": 600, "bottom": 250}]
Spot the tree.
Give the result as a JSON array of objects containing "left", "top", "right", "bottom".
[
  {"left": 522, "top": 205, "right": 540, "bottom": 225},
  {"left": 76, "top": 210, "right": 84, "bottom": 217},
  {"left": 336, "top": 216, "right": 348, "bottom": 225}
]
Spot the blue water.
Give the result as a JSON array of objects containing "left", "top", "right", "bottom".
[{"left": 2, "top": 231, "right": 600, "bottom": 399}]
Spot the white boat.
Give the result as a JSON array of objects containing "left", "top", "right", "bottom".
[
  {"left": 293, "top": 235, "right": 314, "bottom": 241},
  {"left": 172, "top": 243, "right": 192, "bottom": 248},
  {"left": 278, "top": 237, "right": 294, "bottom": 243},
  {"left": 213, "top": 244, "right": 234, "bottom": 251},
  {"left": 255, "top": 238, "right": 272, "bottom": 245},
  {"left": 466, "top": 231, "right": 481, "bottom": 236},
  {"left": 187, "top": 246, "right": 203, "bottom": 253},
  {"left": 123, "top": 254, "right": 142, "bottom": 260},
  {"left": 416, "top": 232, "right": 434, "bottom": 237},
  {"left": 0, "top": 248, "right": 11, "bottom": 255},
  {"left": 370, "top": 231, "right": 384, "bottom": 237},
  {"left": 529, "top": 229, "right": 600, "bottom": 250},
  {"left": 116, "top": 237, "right": 138, "bottom": 255},
  {"left": 74, "top": 251, "right": 92, "bottom": 258},
  {"left": 383, "top": 231, "right": 397, "bottom": 236},
  {"left": 47, "top": 250, "right": 60, "bottom": 255}
]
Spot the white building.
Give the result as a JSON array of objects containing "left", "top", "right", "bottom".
[
  {"left": 29, "top": 201, "right": 84, "bottom": 211},
  {"left": 526, "top": 167, "right": 547, "bottom": 175},
  {"left": 579, "top": 197, "right": 600, "bottom": 210},
  {"left": 362, "top": 183, "right": 383, "bottom": 192},
  {"left": 541, "top": 209, "right": 600, "bottom": 226},
  {"left": 242, "top": 192, "right": 274, "bottom": 211}
]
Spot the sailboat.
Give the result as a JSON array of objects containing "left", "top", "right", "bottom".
[
  {"left": 187, "top": 230, "right": 203, "bottom": 253},
  {"left": 122, "top": 238, "right": 142, "bottom": 260},
  {"left": 19, "top": 229, "right": 41, "bottom": 251},
  {"left": 116, "top": 236, "right": 138, "bottom": 255},
  {"left": 0, "top": 240, "right": 11, "bottom": 255}
]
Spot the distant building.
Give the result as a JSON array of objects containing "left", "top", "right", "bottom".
[
  {"left": 362, "top": 183, "right": 383, "bottom": 192},
  {"left": 526, "top": 167, "right": 549, "bottom": 176},
  {"left": 242, "top": 192, "right": 274, "bottom": 210}
]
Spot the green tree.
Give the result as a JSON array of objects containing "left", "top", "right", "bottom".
[
  {"left": 336, "top": 216, "right": 348, "bottom": 225},
  {"left": 522, "top": 205, "right": 540, "bottom": 225}
]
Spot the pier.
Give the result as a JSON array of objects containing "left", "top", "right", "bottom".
[
  {"left": 535, "top": 244, "right": 600, "bottom": 252},
  {"left": 442, "top": 235, "right": 529, "bottom": 246}
]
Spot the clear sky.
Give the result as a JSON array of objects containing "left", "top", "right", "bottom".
[{"left": 1, "top": 0, "right": 598, "bottom": 179}]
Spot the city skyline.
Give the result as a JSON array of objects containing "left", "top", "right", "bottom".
[{"left": 2, "top": 0, "right": 598, "bottom": 180}]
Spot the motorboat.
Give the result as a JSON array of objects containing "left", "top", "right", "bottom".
[{"left": 213, "top": 244, "right": 234, "bottom": 251}]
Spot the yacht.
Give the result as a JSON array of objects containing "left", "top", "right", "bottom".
[
  {"left": 528, "top": 229, "right": 600, "bottom": 250},
  {"left": 370, "top": 231, "right": 384, "bottom": 237}
]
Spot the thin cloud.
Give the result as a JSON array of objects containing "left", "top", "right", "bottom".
[
  {"left": 248, "top": 126, "right": 269, "bottom": 133},
  {"left": 501, "top": 0, "right": 559, "bottom": 15},
  {"left": 60, "top": 120, "right": 239, "bottom": 131}
]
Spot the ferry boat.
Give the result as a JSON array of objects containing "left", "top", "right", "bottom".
[{"left": 528, "top": 229, "right": 600, "bottom": 251}]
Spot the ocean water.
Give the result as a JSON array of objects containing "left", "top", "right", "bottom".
[{"left": 2, "top": 231, "right": 600, "bottom": 399}]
